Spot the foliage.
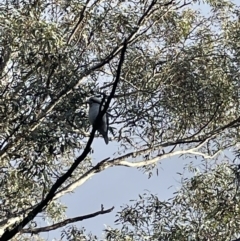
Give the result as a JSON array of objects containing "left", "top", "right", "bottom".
[
  {"left": 0, "top": 0, "right": 239, "bottom": 240},
  {"left": 105, "top": 161, "right": 240, "bottom": 241}
]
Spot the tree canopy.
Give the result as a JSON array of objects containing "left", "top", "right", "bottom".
[{"left": 0, "top": 0, "right": 240, "bottom": 240}]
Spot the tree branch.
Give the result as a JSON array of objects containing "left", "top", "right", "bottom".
[
  {"left": 67, "top": 0, "right": 91, "bottom": 45},
  {"left": 53, "top": 137, "right": 220, "bottom": 199},
  {"left": 0, "top": 42, "right": 11, "bottom": 77},
  {"left": 22, "top": 206, "right": 114, "bottom": 234}
]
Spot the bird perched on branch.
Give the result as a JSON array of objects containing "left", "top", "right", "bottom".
[{"left": 87, "top": 96, "right": 109, "bottom": 144}]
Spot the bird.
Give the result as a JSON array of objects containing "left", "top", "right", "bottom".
[{"left": 87, "top": 96, "right": 109, "bottom": 144}]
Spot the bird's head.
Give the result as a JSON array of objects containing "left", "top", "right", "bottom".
[{"left": 87, "top": 96, "right": 102, "bottom": 106}]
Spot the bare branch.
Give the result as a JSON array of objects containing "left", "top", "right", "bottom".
[{"left": 22, "top": 206, "right": 114, "bottom": 234}]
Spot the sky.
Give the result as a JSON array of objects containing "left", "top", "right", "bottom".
[{"left": 40, "top": 1, "right": 240, "bottom": 240}]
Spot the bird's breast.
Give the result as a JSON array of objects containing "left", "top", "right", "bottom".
[{"left": 88, "top": 104, "right": 100, "bottom": 125}]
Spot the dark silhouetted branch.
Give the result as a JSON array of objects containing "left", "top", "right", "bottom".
[
  {"left": 0, "top": 38, "right": 128, "bottom": 241},
  {"left": 22, "top": 206, "right": 114, "bottom": 234},
  {"left": 67, "top": 0, "right": 91, "bottom": 45}
]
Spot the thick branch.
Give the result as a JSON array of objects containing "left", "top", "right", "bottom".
[
  {"left": 22, "top": 206, "right": 114, "bottom": 234},
  {"left": 54, "top": 137, "right": 220, "bottom": 199}
]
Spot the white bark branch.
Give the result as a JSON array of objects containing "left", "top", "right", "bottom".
[
  {"left": 0, "top": 216, "right": 24, "bottom": 237},
  {"left": 54, "top": 139, "right": 220, "bottom": 199}
]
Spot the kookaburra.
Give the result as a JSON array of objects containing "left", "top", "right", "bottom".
[{"left": 87, "top": 96, "right": 109, "bottom": 144}]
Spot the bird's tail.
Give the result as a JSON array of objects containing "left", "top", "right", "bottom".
[
  {"left": 103, "top": 134, "right": 109, "bottom": 145},
  {"left": 99, "top": 129, "right": 109, "bottom": 145}
]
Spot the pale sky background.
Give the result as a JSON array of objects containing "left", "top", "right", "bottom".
[{"left": 39, "top": 1, "right": 240, "bottom": 240}]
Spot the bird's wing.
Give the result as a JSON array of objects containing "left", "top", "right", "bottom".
[{"left": 101, "top": 113, "right": 108, "bottom": 133}]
